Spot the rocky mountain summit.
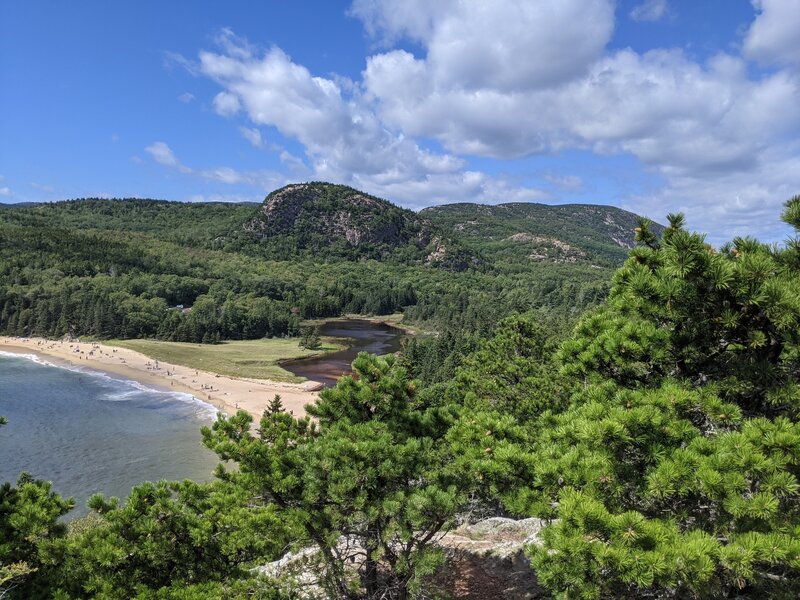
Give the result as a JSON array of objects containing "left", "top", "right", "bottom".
[{"left": 244, "top": 183, "right": 477, "bottom": 270}]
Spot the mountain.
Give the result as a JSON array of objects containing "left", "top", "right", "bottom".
[
  {"left": 421, "top": 202, "right": 663, "bottom": 266},
  {"left": 0, "top": 188, "right": 660, "bottom": 269},
  {"left": 243, "top": 183, "right": 477, "bottom": 270},
  {"left": 0, "top": 184, "right": 625, "bottom": 344},
  {"left": 0, "top": 198, "right": 259, "bottom": 248},
  {"left": 0, "top": 201, "right": 41, "bottom": 209}
]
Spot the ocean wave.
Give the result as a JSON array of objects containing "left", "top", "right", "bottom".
[
  {"left": 0, "top": 351, "right": 221, "bottom": 420},
  {"left": 0, "top": 350, "right": 60, "bottom": 368},
  {"left": 101, "top": 389, "right": 143, "bottom": 402}
]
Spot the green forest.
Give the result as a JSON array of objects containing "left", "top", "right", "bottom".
[
  {"left": 2, "top": 190, "right": 800, "bottom": 599},
  {"left": 0, "top": 184, "right": 614, "bottom": 351}
]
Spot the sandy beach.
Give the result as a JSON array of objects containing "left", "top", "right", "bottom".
[{"left": 0, "top": 337, "right": 321, "bottom": 420}]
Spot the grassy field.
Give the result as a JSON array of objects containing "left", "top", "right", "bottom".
[{"left": 106, "top": 337, "right": 345, "bottom": 382}]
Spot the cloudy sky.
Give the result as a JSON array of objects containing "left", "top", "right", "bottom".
[{"left": 2, "top": 0, "right": 799, "bottom": 243}]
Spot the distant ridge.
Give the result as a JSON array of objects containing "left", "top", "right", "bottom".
[
  {"left": 421, "top": 202, "right": 664, "bottom": 265},
  {"left": 0, "top": 186, "right": 661, "bottom": 267}
]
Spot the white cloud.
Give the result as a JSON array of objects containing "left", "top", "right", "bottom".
[
  {"left": 145, "top": 142, "right": 192, "bottom": 173},
  {"left": 357, "top": 0, "right": 614, "bottom": 91},
  {"left": 181, "top": 2, "right": 800, "bottom": 242},
  {"left": 194, "top": 28, "right": 549, "bottom": 207},
  {"left": 239, "top": 126, "right": 263, "bottom": 148},
  {"left": 364, "top": 171, "right": 550, "bottom": 209},
  {"left": 145, "top": 140, "right": 291, "bottom": 193},
  {"left": 621, "top": 143, "right": 800, "bottom": 243},
  {"left": 356, "top": 2, "right": 800, "bottom": 241},
  {"left": 279, "top": 150, "right": 310, "bottom": 176},
  {"left": 212, "top": 91, "right": 240, "bottom": 116},
  {"left": 744, "top": 0, "right": 800, "bottom": 68},
  {"left": 178, "top": 92, "right": 195, "bottom": 103},
  {"left": 629, "top": 0, "right": 669, "bottom": 22},
  {"left": 200, "top": 166, "right": 244, "bottom": 185},
  {"left": 200, "top": 41, "right": 506, "bottom": 204},
  {"left": 0, "top": 187, "right": 12, "bottom": 197},
  {"left": 348, "top": 0, "right": 456, "bottom": 46}
]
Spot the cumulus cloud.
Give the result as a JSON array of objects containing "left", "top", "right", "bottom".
[
  {"left": 145, "top": 142, "right": 192, "bottom": 173},
  {"left": 744, "top": 0, "right": 800, "bottom": 68},
  {"left": 357, "top": 0, "right": 614, "bottom": 91},
  {"left": 192, "top": 24, "right": 549, "bottom": 207},
  {"left": 348, "top": 0, "right": 455, "bottom": 46},
  {"left": 179, "top": 1, "right": 800, "bottom": 241},
  {"left": 0, "top": 187, "right": 12, "bottom": 197},
  {"left": 178, "top": 92, "right": 195, "bottom": 103},
  {"left": 355, "top": 2, "right": 800, "bottom": 241},
  {"left": 629, "top": 0, "right": 669, "bottom": 22}
]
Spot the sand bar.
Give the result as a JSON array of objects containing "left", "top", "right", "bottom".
[{"left": 0, "top": 336, "right": 321, "bottom": 420}]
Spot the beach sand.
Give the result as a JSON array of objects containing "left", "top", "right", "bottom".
[{"left": 0, "top": 337, "right": 321, "bottom": 420}]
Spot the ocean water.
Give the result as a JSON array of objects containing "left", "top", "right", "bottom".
[{"left": 0, "top": 352, "right": 221, "bottom": 518}]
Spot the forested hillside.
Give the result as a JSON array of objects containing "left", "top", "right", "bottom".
[
  {"left": 0, "top": 198, "right": 258, "bottom": 248},
  {"left": 3, "top": 197, "right": 798, "bottom": 599},
  {"left": 422, "top": 202, "right": 664, "bottom": 265},
  {"left": 0, "top": 183, "right": 626, "bottom": 345}
]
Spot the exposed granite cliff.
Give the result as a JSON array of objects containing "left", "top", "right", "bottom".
[{"left": 244, "top": 183, "right": 478, "bottom": 270}]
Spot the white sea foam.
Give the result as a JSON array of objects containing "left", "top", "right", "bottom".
[
  {"left": 0, "top": 350, "right": 59, "bottom": 368},
  {"left": 0, "top": 351, "right": 220, "bottom": 420}
]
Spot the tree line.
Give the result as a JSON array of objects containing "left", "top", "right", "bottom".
[
  {"left": 8, "top": 198, "right": 795, "bottom": 598},
  {"left": 0, "top": 221, "right": 610, "bottom": 344}
]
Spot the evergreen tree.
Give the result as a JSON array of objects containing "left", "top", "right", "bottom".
[
  {"left": 0, "top": 418, "right": 74, "bottom": 599},
  {"left": 267, "top": 394, "right": 283, "bottom": 415},
  {"left": 519, "top": 200, "right": 800, "bottom": 598},
  {"left": 203, "top": 353, "right": 474, "bottom": 599},
  {"left": 42, "top": 480, "right": 288, "bottom": 599},
  {"left": 298, "top": 325, "right": 321, "bottom": 350}
]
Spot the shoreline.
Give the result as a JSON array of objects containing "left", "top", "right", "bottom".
[
  {"left": 0, "top": 337, "right": 321, "bottom": 420},
  {"left": 300, "top": 313, "right": 423, "bottom": 336}
]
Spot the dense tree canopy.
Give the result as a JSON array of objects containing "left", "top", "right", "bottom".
[
  {"left": 3, "top": 196, "right": 800, "bottom": 598},
  {"left": 203, "top": 353, "right": 475, "bottom": 599},
  {"left": 518, "top": 198, "right": 800, "bottom": 598}
]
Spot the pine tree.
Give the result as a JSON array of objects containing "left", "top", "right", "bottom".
[
  {"left": 203, "top": 353, "right": 474, "bottom": 599},
  {"left": 267, "top": 394, "right": 283, "bottom": 415},
  {"left": 518, "top": 200, "right": 800, "bottom": 598},
  {"left": 298, "top": 325, "right": 321, "bottom": 350},
  {"left": 0, "top": 418, "right": 74, "bottom": 599}
]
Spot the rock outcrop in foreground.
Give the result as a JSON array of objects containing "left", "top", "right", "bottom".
[{"left": 258, "top": 517, "right": 549, "bottom": 599}]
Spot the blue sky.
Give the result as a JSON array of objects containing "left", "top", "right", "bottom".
[{"left": 1, "top": 0, "right": 799, "bottom": 244}]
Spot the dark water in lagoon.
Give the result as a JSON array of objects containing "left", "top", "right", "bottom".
[
  {"left": 0, "top": 352, "right": 220, "bottom": 518},
  {"left": 282, "top": 319, "right": 405, "bottom": 387}
]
